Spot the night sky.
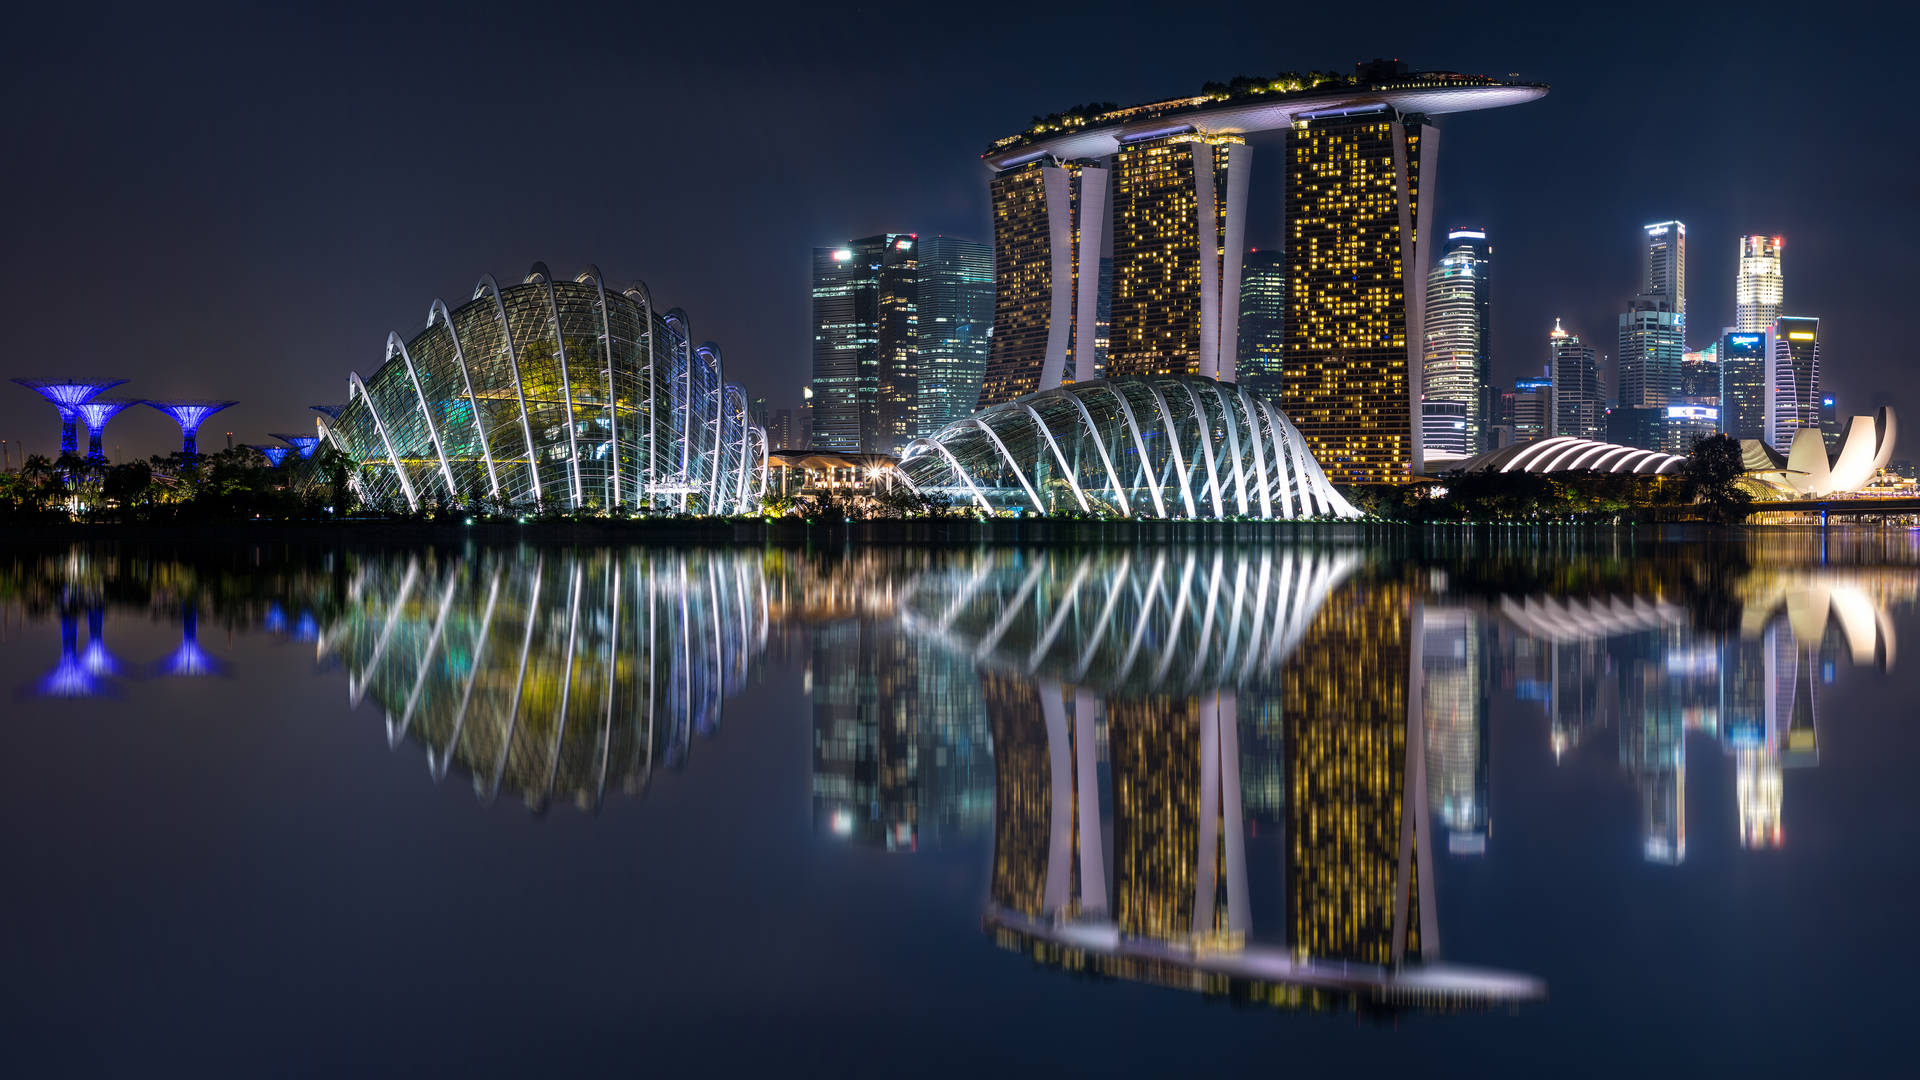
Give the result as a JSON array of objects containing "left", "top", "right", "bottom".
[{"left": 3, "top": 1, "right": 1910, "bottom": 461}]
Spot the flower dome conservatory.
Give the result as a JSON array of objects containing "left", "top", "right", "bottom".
[
  {"left": 897, "top": 376, "right": 1359, "bottom": 519},
  {"left": 323, "top": 263, "right": 767, "bottom": 513}
]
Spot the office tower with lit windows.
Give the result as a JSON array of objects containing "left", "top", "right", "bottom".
[
  {"left": 1821, "top": 395, "right": 1841, "bottom": 452},
  {"left": 1284, "top": 582, "right": 1430, "bottom": 965},
  {"left": 1617, "top": 295, "right": 1684, "bottom": 450},
  {"left": 977, "top": 159, "right": 1107, "bottom": 408},
  {"left": 811, "top": 235, "right": 918, "bottom": 453},
  {"left": 1107, "top": 134, "right": 1248, "bottom": 381},
  {"left": 1736, "top": 235, "right": 1783, "bottom": 333},
  {"left": 1512, "top": 370, "right": 1552, "bottom": 443},
  {"left": 1423, "top": 228, "right": 1492, "bottom": 452},
  {"left": 916, "top": 235, "right": 994, "bottom": 434},
  {"left": 1549, "top": 319, "right": 1602, "bottom": 438},
  {"left": 1719, "top": 330, "right": 1769, "bottom": 440},
  {"left": 1679, "top": 342, "right": 1719, "bottom": 403},
  {"left": 1238, "top": 249, "right": 1287, "bottom": 401},
  {"left": 1422, "top": 400, "right": 1469, "bottom": 456},
  {"left": 767, "top": 408, "right": 796, "bottom": 451},
  {"left": 1283, "top": 110, "right": 1434, "bottom": 483},
  {"left": 1642, "top": 221, "right": 1686, "bottom": 334},
  {"left": 1768, "top": 315, "right": 1821, "bottom": 451},
  {"left": 1093, "top": 256, "right": 1113, "bottom": 374}
]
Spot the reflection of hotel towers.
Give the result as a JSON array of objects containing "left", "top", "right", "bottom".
[
  {"left": 810, "top": 624, "right": 990, "bottom": 850},
  {"left": 326, "top": 549, "right": 768, "bottom": 812},
  {"left": 962, "top": 553, "right": 1438, "bottom": 963}
]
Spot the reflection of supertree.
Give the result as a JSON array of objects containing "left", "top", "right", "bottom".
[
  {"left": 11, "top": 378, "right": 126, "bottom": 456},
  {"left": 79, "top": 608, "right": 126, "bottom": 679},
  {"left": 153, "top": 607, "right": 227, "bottom": 678},
  {"left": 19, "top": 612, "right": 116, "bottom": 699},
  {"left": 330, "top": 548, "right": 768, "bottom": 813}
]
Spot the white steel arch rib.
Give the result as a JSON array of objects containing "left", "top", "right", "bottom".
[
  {"left": 349, "top": 371, "right": 418, "bottom": 511},
  {"left": 1091, "top": 383, "right": 1167, "bottom": 517},
  {"left": 1212, "top": 383, "right": 1250, "bottom": 515},
  {"left": 1062, "top": 391, "right": 1131, "bottom": 516},
  {"left": 578, "top": 267, "right": 621, "bottom": 508},
  {"left": 699, "top": 343, "right": 727, "bottom": 509},
  {"left": 1564, "top": 443, "right": 1616, "bottom": 472},
  {"left": 430, "top": 299, "right": 501, "bottom": 497},
  {"left": 972, "top": 418, "right": 1048, "bottom": 513},
  {"left": 623, "top": 282, "right": 655, "bottom": 504},
  {"left": 473, "top": 274, "right": 542, "bottom": 506},
  {"left": 914, "top": 437, "right": 995, "bottom": 512},
  {"left": 1505, "top": 437, "right": 1572, "bottom": 472},
  {"left": 1237, "top": 387, "right": 1276, "bottom": 518},
  {"left": 1144, "top": 381, "right": 1198, "bottom": 517},
  {"left": 530, "top": 265, "right": 584, "bottom": 508},
  {"left": 1589, "top": 445, "right": 1638, "bottom": 472},
  {"left": 1022, "top": 404, "right": 1091, "bottom": 513},
  {"left": 1179, "top": 382, "right": 1225, "bottom": 517},
  {"left": 389, "top": 332, "right": 458, "bottom": 502}
]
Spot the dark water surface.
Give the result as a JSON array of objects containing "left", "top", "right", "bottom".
[{"left": 2, "top": 533, "right": 1914, "bottom": 1076}]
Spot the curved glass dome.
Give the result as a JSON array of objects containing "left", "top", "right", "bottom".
[
  {"left": 325, "top": 263, "right": 766, "bottom": 514},
  {"left": 898, "top": 376, "right": 1359, "bottom": 519}
]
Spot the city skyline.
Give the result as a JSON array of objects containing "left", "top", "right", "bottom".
[{"left": 2, "top": 5, "right": 1902, "bottom": 463}]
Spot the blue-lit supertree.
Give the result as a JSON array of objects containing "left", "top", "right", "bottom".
[
  {"left": 11, "top": 378, "right": 128, "bottom": 456},
  {"left": 73, "top": 398, "right": 141, "bottom": 461},
  {"left": 144, "top": 399, "right": 237, "bottom": 458},
  {"left": 253, "top": 445, "right": 291, "bottom": 467},
  {"left": 269, "top": 432, "right": 322, "bottom": 459}
]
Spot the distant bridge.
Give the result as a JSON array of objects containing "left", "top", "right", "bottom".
[{"left": 1754, "top": 497, "right": 1920, "bottom": 516}]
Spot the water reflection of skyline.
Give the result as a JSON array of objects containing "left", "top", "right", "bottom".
[{"left": 6, "top": 536, "right": 1916, "bottom": 1015}]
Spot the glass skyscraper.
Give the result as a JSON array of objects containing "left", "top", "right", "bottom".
[
  {"left": 1549, "top": 319, "right": 1603, "bottom": 438},
  {"left": 1769, "top": 315, "right": 1821, "bottom": 451},
  {"left": 915, "top": 236, "right": 994, "bottom": 436},
  {"left": 1423, "top": 228, "right": 1492, "bottom": 452},
  {"left": 1237, "top": 248, "right": 1286, "bottom": 402},
  {"left": 1642, "top": 221, "right": 1686, "bottom": 335},
  {"left": 1719, "top": 330, "right": 1769, "bottom": 440},
  {"left": 1736, "top": 235, "right": 1783, "bottom": 333},
  {"left": 811, "top": 234, "right": 918, "bottom": 453}
]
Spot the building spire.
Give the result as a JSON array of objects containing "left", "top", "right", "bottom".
[{"left": 1550, "top": 317, "right": 1568, "bottom": 340}]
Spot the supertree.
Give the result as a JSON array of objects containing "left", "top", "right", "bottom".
[
  {"left": 253, "top": 445, "right": 291, "bottom": 467},
  {"left": 72, "top": 398, "right": 142, "bottom": 461},
  {"left": 144, "top": 400, "right": 237, "bottom": 457},
  {"left": 269, "top": 432, "right": 322, "bottom": 459},
  {"left": 11, "top": 379, "right": 128, "bottom": 455}
]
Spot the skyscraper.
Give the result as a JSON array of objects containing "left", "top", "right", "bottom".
[
  {"left": 915, "top": 236, "right": 994, "bottom": 435},
  {"left": 978, "top": 159, "right": 1106, "bottom": 408},
  {"left": 811, "top": 235, "right": 918, "bottom": 453},
  {"left": 1769, "top": 315, "right": 1821, "bottom": 451},
  {"left": 1423, "top": 228, "right": 1492, "bottom": 452},
  {"left": 1719, "top": 330, "right": 1769, "bottom": 440},
  {"left": 1618, "top": 294, "right": 1684, "bottom": 423},
  {"left": 1736, "top": 235, "right": 1784, "bottom": 333},
  {"left": 1549, "top": 319, "right": 1602, "bottom": 438},
  {"left": 1642, "top": 221, "right": 1686, "bottom": 334},
  {"left": 1107, "top": 134, "right": 1248, "bottom": 380},
  {"left": 1283, "top": 109, "right": 1434, "bottom": 483},
  {"left": 1237, "top": 249, "right": 1286, "bottom": 401},
  {"left": 1512, "top": 370, "right": 1553, "bottom": 443}
]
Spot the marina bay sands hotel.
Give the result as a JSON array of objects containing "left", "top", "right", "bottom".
[{"left": 977, "top": 60, "right": 1546, "bottom": 483}]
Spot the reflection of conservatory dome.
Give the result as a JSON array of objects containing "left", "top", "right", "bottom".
[
  {"left": 324, "top": 264, "right": 766, "bottom": 514},
  {"left": 898, "top": 376, "right": 1358, "bottom": 519},
  {"left": 330, "top": 550, "right": 767, "bottom": 813}
]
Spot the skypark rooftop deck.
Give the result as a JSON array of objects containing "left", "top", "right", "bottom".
[{"left": 984, "top": 72, "right": 1546, "bottom": 170}]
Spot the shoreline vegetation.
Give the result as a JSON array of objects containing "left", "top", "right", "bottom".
[{"left": 0, "top": 434, "right": 1849, "bottom": 538}]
